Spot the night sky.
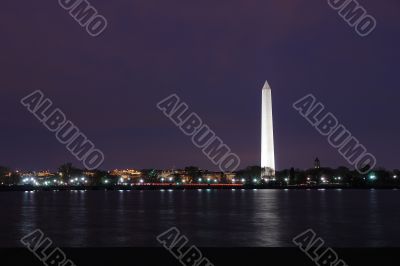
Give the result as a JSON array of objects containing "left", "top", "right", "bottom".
[{"left": 1, "top": 0, "right": 399, "bottom": 171}]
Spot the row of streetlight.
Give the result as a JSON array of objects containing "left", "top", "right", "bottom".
[{"left": 23, "top": 174, "right": 399, "bottom": 186}]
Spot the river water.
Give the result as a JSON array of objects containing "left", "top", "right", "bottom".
[{"left": 0, "top": 189, "right": 399, "bottom": 247}]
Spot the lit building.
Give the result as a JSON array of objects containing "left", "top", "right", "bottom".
[
  {"left": 36, "top": 171, "right": 53, "bottom": 177},
  {"left": 110, "top": 169, "right": 141, "bottom": 178}
]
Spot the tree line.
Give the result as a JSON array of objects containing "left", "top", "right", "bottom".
[{"left": 0, "top": 163, "right": 399, "bottom": 187}]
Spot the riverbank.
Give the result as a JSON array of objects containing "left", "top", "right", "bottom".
[{"left": 1, "top": 184, "right": 400, "bottom": 191}]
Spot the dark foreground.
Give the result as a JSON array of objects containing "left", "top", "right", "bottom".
[{"left": 0, "top": 248, "right": 399, "bottom": 266}]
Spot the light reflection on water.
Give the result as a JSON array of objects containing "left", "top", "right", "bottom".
[{"left": 0, "top": 189, "right": 399, "bottom": 247}]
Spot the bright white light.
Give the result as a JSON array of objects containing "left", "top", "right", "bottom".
[
  {"left": 161, "top": 178, "right": 165, "bottom": 182},
  {"left": 140, "top": 179, "right": 144, "bottom": 183},
  {"left": 261, "top": 81, "right": 275, "bottom": 175},
  {"left": 169, "top": 177, "right": 173, "bottom": 181},
  {"left": 394, "top": 175, "right": 397, "bottom": 179},
  {"left": 241, "top": 178, "right": 245, "bottom": 183},
  {"left": 207, "top": 178, "right": 211, "bottom": 182},
  {"left": 253, "top": 178, "right": 258, "bottom": 183},
  {"left": 232, "top": 179, "right": 236, "bottom": 183},
  {"left": 284, "top": 178, "right": 289, "bottom": 182},
  {"left": 198, "top": 178, "right": 202, "bottom": 182},
  {"left": 214, "top": 179, "right": 217, "bottom": 183}
]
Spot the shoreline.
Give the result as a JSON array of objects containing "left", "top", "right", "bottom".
[{"left": 1, "top": 184, "right": 400, "bottom": 191}]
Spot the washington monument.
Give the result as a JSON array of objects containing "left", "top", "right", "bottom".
[{"left": 261, "top": 81, "right": 275, "bottom": 177}]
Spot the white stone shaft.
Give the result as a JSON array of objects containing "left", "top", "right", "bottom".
[{"left": 261, "top": 81, "right": 275, "bottom": 173}]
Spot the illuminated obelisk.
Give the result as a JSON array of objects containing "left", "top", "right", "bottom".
[{"left": 261, "top": 80, "right": 275, "bottom": 177}]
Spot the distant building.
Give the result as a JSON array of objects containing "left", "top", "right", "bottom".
[
  {"left": 110, "top": 169, "right": 141, "bottom": 177},
  {"left": 83, "top": 171, "right": 96, "bottom": 177},
  {"left": 314, "top": 158, "right": 320, "bottom": 169},
  {"left": 37, "top": 171, "right": 53, "bottom": 177},
  {"left": 203, "top": 172, "right": 221, "bottom": 182},
  {"left": 225, "top": 172, "right": 236, "bottom": 181}
]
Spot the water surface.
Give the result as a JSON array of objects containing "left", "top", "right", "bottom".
[{"left": 0, "top": 189, "right": 399, "bottom": 247}]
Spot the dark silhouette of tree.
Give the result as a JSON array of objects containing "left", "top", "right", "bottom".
[
  {"left": 289, "top": 167, "right": 295, "bottom": 183},
  {"left": 220, "top": 172, "right": 228, "bottom": 184},
  {"left": 58, "top": 163, "right": 82, "bottom": 182},
  {"left": 140, "top": 169, "right": 158, "bottom": 183},
  {"left": 294, "top": 169, "right": 307, "bottom": 184},
  {"left": 91, "top": 170, "right": 110, "bottom": 186},
  {"left": 335, "top": 166, "right": 350, "bottom": 183},
  {"left": 236, "top": 166, "right": 262, "bottom": 182},
  {"left": 0, "top": 166, "right": 10, "bottom": 177},
  {"left": 172, "top": 171, "right": 182, "bottom": 183},
  {"left": 0, "top": 166, "right": 20, "bottom": 185},
  {"left": 185, "top": 166, "right": 202, "bottom": 183},
  {"left": 359, "top": 164, "right": 372, "bottom": 175}
]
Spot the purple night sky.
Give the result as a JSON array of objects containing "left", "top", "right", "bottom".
[{"left": 0, "top": 0, "right": 399, "bottom": 171}]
